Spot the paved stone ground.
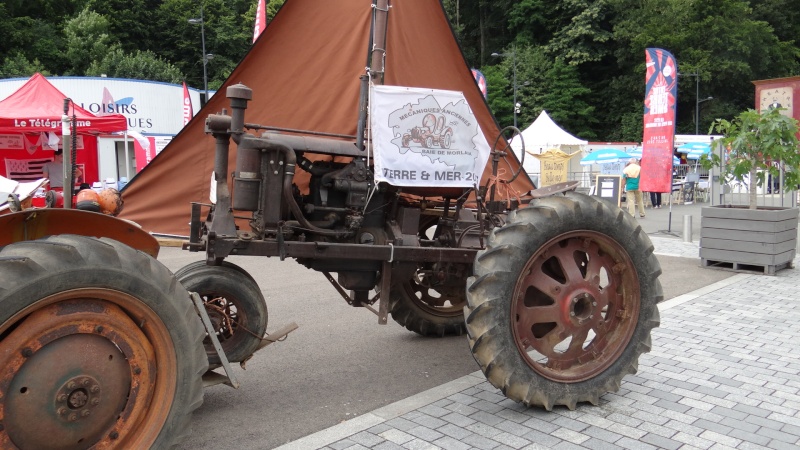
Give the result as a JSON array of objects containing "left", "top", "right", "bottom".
[{"left": 278, "top": 236, "right": 800, "bottom": 450}]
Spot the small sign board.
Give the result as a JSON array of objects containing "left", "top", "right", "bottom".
[
  {"left": 682, "top": 181, "right": 695, "bottom": 204},
  {"left": 594, "top": 174, "right": 622, "bottom": 208}
]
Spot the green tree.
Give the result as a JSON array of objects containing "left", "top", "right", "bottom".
[
  {"left": 486, "top": 46, "right": 595, "bottom": 138},
  {"left": 545, "top": 0, "right": 614, "bottom": 66},
  {"left": 86, "top": 48, "right": 184, "bottom": 83},
  {"left": 609, "top": 0, "right": 799, "bottom": 138},
  {"left": 751, "top": 0, "right": 800, "bottom": 45},
  {"left": 538, "top": 60, "right": 597, "bottom": 139},
  {"left": 154, "top": 0, "right": 253, "bottom": 92},
  {"left": 84, "top": 0, "right": 161, "bottom": 53},
  {"left": 64, "top": 9, "right": 115, "bottom": 75},
  {"left": 0, "top": 0, "right": 87, "bottom": 75},
  {"left": 266, "top": 0, "right": 287, "bottom": 20},
  {"left": 0, "top": 52, "right": 49, "bottom": 78}
]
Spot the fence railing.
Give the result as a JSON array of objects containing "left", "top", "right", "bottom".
[{"left": 526, "top": 164, "right": 798, "bottom": 208}]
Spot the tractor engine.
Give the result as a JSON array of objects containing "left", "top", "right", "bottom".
[{"left": 296, "top": 156, "right": 373, "bottom": 233}]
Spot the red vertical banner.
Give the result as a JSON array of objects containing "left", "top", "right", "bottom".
[
  {"left": 253, "top": 0, "right": 267, "bottom": 43},
  {"left": 471, "top": 69, "right": 488, "bottom": 99},
  {"left": 182, "top": 82, "right": 193, "bottom": 126},
  {"left": 640, "top": 48, "right": 677, "bottom": 193}
]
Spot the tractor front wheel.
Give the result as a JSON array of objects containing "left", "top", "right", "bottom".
[
  {"left": 176, "top": 261, "right": 268, "bottom": 365},
  {"left": 465, "top": 192, "right": 662, "bottom": 410}
]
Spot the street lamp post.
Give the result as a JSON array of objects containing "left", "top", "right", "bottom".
[
  {"left": 491, "top": 49, "right": 519, "bottom": 129},
  {"left": 188, "top": 6, "right": 210, "bottom": 102},
  {"left": 696, "top": 96, "right": 714, "bottom": 135},
  {"left": 678, "top": 72, "right": 713, "bottom": 135}
]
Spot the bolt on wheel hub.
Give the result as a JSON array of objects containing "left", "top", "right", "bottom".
[
  {"left": 54, "top": 375, "right": 102, "bottom": 423},
  {"left": 569, "top": 292, "right": 596, "bottom": 324}
]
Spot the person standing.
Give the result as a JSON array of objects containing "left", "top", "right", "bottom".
[
  {"left": 650, "top": 192, "right": 662, "bottom": 209},
  {"left": 623, "top": 158, "right": 645, "bottom": 218},
  {"left": 42, "top": 149, "right": 82, "bottom": 189}
]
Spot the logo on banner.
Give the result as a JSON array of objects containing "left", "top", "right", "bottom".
[
  {"left": 81, "top": 87, "right": 152, "bottom": 130},
  {"left": 371, "top": 85, "right": 490, "bottom": 188}
]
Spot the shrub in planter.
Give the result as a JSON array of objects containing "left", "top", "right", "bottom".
[
  {"left": 701, "top": 107, "right": 800, "bottom": 208},
  {"left": 698, "top": 107, "right": 800, "bottom": 274}
]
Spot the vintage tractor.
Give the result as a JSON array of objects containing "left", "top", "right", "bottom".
[
  {"left": 0, "top": 4, "right": 662, "bottom": 449},
  {"left": 401, "top": 113, "right": 453, "bottom": 149},
  {"left": 178, "top": 82, "right": 662, "bottom": 413},
  {"left": 0, "top": 94, "right": 663, "bottom": 450}
]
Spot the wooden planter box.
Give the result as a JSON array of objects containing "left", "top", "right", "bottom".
[{"left": 700, "top": 205, "right": 798, "bottom": 275}]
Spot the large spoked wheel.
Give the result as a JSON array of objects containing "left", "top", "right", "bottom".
[
  {"left": 0, "top": 235, "right": 206, "bottom": 449},
  {"left": 466, "top": 192, "right": 662, "bottom": 410},
  {"left": 175, "top": 261, "right": 268, "bottom": 365},
  {"left": 389, "top": 268, "right": 467, "bottom": 337},
  {"left": 389, "top": 215, "right": 467, "bottom": 337}
]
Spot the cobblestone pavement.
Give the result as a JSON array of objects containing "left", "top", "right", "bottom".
[{"left": 278, "top": 236, "right": 800, "bottom": 450}]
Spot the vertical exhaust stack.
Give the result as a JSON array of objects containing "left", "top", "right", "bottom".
[
  {"left": 228, "top": 84, "right": 261, "bottom": 212},
  {"left": 356, "top": 0, "right": 390, "bottom": 151}
]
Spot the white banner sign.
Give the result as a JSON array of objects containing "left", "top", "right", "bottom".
[
  {"left": 370, "top": 85, "right": 490, "bottom": 187},
  {"left": 0, "top": 134, "right": 24, "bottom": 149}
]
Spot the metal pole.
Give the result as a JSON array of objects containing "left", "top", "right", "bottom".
[
  {"left": 695, "top": 75, "right": 699, "bottom": 135},
  {"left": 512, "top": 50, "right": 517, "bottom": 129},
  {"left": 201, "top": 6, "right": 208, "bottom": 102},
  {"left": 62, "top": 99, "right": 73, "bottom": 208},
  {"left": 123, "top": 131, "right": 130, "bottom": 180},
  {"left": 683, "top": 215, "right": 693, "bottom": 242}
]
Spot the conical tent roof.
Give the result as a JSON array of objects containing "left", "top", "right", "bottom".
[
  {"left": 510, "top": 110, "right": 587, "bottom": 153},
  {"left": 120, "top": 0, "right": 533, "bottom": 235},
  {"left": 510, "top": 110, "right": 587, "bottom": 175},
  {"left": 0, "top": 73, "right": 127, "bottom": 134}
]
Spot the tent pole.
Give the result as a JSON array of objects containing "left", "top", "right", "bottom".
[
  {"left": 124, "top": 131, "right": 130, "bottom": 180},
  {"left": 652, "top": 190, "right": 679, "bottom": 237},
  {"left": 62, "top": 99, "right": 73, "bottom": 208}
]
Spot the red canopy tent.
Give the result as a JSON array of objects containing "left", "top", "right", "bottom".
[{"left": 0, "top": 73, "right": 127, "bottom": 184}]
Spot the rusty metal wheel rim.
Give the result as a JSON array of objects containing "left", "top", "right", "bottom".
[
  {"left": 402, "top": 269, "right": 466, "bottom": 318},
  {"left": 511, "top": 231, "right": 640, "bottom": 382},
  {"left": 198, "top": 292, "right": 244, "bottom": 344},
  {"left": 0, "top": 289, "right": 177, "bottom": 449}
]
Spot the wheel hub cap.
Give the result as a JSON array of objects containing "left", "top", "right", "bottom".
[{"left": 511, "top": 232, "right": 640, "bottom": 382}]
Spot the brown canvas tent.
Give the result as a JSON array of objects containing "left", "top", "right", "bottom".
[{"left": 120, "top": 0, "right": 533, "bottom": 236}]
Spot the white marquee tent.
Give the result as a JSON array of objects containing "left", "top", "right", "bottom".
[{"left": 509, "top": 111, "right": 588, "bottom": 181}]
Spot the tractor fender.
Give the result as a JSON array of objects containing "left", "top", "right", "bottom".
[{"left": 0, "top": 208, "right": 160, "bottom": 257}]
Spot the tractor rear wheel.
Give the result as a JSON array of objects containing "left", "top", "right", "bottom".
[
  {"left": 465, "top": 192, "right": 662, "bottom": 410},
  {"left": 0, "top": 235, "right": 207, "bottom": 449},
  {"left": 176, "top": 261, "right": 268, "bottom": 365},
  {"left": 389, "top": 269, "right": 466, "bottom": 337}
]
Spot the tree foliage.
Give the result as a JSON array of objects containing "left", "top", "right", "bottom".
[
  {"left": 86, "top": 49, "right": 184, "bottom": 83},
  {"left": 0, "top": 0, "right": 797, "bottom": 143},
  {"left": 64, "top": 9, "right": 115, "bottom": 75}
]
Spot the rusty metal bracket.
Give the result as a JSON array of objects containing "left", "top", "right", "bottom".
[
  {"left": 529, "top": 180, "right": 580, "bottom": 199},
  {"left": 377, "top": 260, "right": 391, "bottom": 324},
  {"left": 190, "top": 292, "right": 240, "bottom": 389},
  {"left": 254, "top": 322, "right": 299, "bottom": 352},
  {"left": 322, "top": 271, "right": 356, "bottom": 305}
]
